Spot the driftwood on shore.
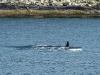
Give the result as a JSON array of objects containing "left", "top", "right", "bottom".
[{"left": 0, "top": 9, "right": 100, "bottom": 18}]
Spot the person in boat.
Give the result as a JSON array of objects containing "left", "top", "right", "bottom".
[{"left": 65, "top": 41, "right": 69, "bottom": 47}]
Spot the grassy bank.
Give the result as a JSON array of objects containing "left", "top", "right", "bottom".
[{"left": 0, "top": 10, "right": 100, "bottom": 18}]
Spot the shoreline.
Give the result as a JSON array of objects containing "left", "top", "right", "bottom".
[{"left": 0, "top": 9, "right": 100, "bottom": 18}]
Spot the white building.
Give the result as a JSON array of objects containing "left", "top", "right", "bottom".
[{"left": 66, "top": 0, "right": 70, "bottom": 2}]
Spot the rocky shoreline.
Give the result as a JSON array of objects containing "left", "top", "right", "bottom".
[
  {"left": 0, "top": 1, "right": 100, "bottom": 18},
  {"left": 0, "top": 9, "right": 100, "bottom": 18}
]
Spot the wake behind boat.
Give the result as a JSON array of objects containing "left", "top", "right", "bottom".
[
  {"left": 30, "top": 41, "right": 82, "bottom": 51},
  {"left": 33, "top": 41, "right": 82, "bottom": 51},
  {"left": 5, "top": 41, "right": 82, "bottom": 51}
]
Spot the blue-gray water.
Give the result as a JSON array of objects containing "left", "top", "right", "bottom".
[{"left": 0, "top": 18, "right": 100, "bottom": 75}]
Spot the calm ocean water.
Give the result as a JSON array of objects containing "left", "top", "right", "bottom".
[{"left": 0, "top": 18, "right": 100, "bottom": 75}]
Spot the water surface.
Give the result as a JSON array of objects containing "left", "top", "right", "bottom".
[{"left": 0, "top": 18, "right": 100, "bottom": 75}]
